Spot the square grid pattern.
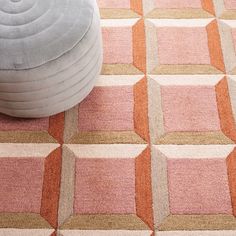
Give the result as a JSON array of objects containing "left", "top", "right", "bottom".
[{"left": 1, "top": 0, "right": 236, "bottom": 236}]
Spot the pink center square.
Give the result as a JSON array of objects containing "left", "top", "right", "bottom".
[
  {"left": 102, "top": 27, "right": 133, "bottom": 64},
  {"left": 168, "top": 158, "right": 232, "bottom": 214},
  {"left": 78, "top": 86, "right": 134, "bottom": 132},
  {"left": 97, "top": 0, "right": 130, "bottom": 8},
  {"left": 0, "top": 113, "right": 49, "bottom": 131},
  {"left": 224, "top": 0, "right": 236, "bottom": 9},
  {"left": 0, "top": 158, "right": 44, "bottom": 213},
  {"left": 155, "top": 0, "right": 202, "bottom": 8},
  {"left": 74, "top": 158, "right": 136, "bottom": 214},
  {"left": 157, "top": 27, "right": 210, "bottom": 65},
  {"left": 161, "top": 86, "right": 221, "bottom": 132}
]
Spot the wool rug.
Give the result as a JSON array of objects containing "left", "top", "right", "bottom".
[{"left": 1, "top": 0, "right": 236, "bottom": 236}]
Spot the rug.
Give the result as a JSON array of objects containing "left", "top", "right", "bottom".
[{"left": 1, "top": 0, "right": 236, "bottom": 236}]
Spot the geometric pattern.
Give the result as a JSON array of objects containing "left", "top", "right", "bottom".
[
  {"left": 214, "top": 0, "right": 236, "bottom": 19},
  {"left": 0, "top": 143, "right": 60, "bottom": 235},
  {"left": 0, "top": 113, "right": 64, "bottom": 143},
  {"left": 101, "top": 19, "right": 146, "bottom": 74},
  {"left": 146, "top": 19, "right": 225, "bottom": 74},
  {"left": 1, "top": 0, "right": 236, "bottom": 236},
  {"left": 66, "top": 76, "right": 149, "bottom": 144},
  {"left": 58, "top": 144, "right": 152, "bottom": 235},
  {"left": 148, "top": 75, "right": 236, "bottom": 144},
  {"left": 152, "top": 145, "right": 236, "bottom": 230},
  {"left": 98, "top": 0, "right": 143, "bottom": 19}
]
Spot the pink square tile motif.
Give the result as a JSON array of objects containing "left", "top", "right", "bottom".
[
  {"left": 161, "top": 86, "right": 220, "bottom": 132},
  {"left": 102, "top": 27, "right": 133, "bottom": 65},
  {"left": 74, "top": 158, "right": 136, "bottom": 214},
  {"left": 148, "top": 75, "right": 235, "bottom": 144},
  {"left": 78, "top": 86, "right": 134, "bottom": 132},
  {"left": 146, "top": 19, "right": 225, "bottom": 74},
  {"left": 168, "top": 158, "right": 232, "bottom": 214},
  {"left": 0, "top": 158, "right": 44, "bottom": 213},
  {"left": 66, "top": 76, "right": 149, "bottom": 144},
  {"left": 0, "top": 144, "right": 61, "bottom": 229},
  {"left": 152, "top": 145, "right": 235, "bottom": 229},
  {"left": 58, "top": 144, "right": 153, "bottom": 231},
  {"left": 101, "top": 19, "right": 146, "bottom": 74},
  {"left": 157, "top": 27, "right": 210, "bottom": 65}
]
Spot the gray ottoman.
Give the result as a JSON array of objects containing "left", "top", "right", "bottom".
[{"left": 0, "top": 0, "right": 103, "bottom": 118}]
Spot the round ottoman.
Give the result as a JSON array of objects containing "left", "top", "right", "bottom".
[{"left": 0, "top": 0, "right": 103, "bottom": 118}]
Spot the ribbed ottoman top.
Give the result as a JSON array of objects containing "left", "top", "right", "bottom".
[{"left": 0, "top": 0, "right": 95, "bottom": 70}]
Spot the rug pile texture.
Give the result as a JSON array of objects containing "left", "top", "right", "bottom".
[{"left": 1, "top": 0, "right": 236, "bottom": 235}]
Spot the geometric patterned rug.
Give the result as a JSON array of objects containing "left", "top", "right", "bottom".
[{"left": 1, "top": 0, "right": 236, "bottom": 235}]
